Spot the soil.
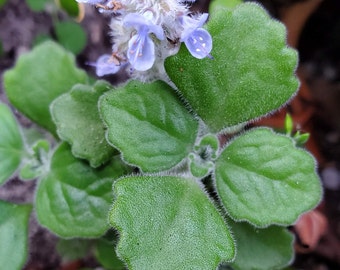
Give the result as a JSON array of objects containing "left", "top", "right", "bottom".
[{"left": 0, "top": 0, "right": 340, "bottom": 269}]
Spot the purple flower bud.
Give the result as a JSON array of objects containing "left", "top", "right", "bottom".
[
  {"left": 180, "top": 13, "right": 212, "bottom": 59},
  {"left": 123, "top": 13, "right": 164, "bottom": 71}
]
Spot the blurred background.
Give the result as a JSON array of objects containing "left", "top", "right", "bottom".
[{"left": 0, "top": 0, "right": 339, "bottom": 269}]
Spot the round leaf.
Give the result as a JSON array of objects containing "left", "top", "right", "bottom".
[
  {"left": 35, "top": 143, "right": 131, "bottom": 238},
  {"left": 51, "top": 80, "right": 116, "bottom": 167},
  {"left": 229, "top": 221, "right": 294, "bottom": 270},
  {"left": 55, "top": 21, "right": 87, "bottom": 55},
  {"left": 0, "top": 201, "right": 32, "bottom": 270},
  {"left": 3, "top": 41, "right": 88, "bottom": 135},
  {"left": 165, "top": 3, "right": 299, "bottom": 132},
  {"left": 0, "top": 103, "right": 24, "bottom": 185},
  {"left": 110, "top": 175, "right": 235, "bottom": 270},
  {"left": 99, "top": 80, "right": 198, "bottom": 172},
  {"left": 215, "top": 128, "right": 322, "bottom": 226}
]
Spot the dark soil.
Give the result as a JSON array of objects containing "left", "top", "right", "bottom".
[{"left": 0, "top": 0, "right": 340, "bottom": 269}]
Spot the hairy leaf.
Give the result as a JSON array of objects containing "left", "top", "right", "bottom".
[
  {"left": 215, "top": 128, "right": 322, "bottom": 226},
  {"left": 4, "top": 41, "right": 88, "bottom": 135},
  {"left": 0, "top": 201, "right": 32, "bottom": 270},
  {"left": 165, "top": 3, "right": 298, "bottom": 132},
  {"left": 229, "top": 221, "right": 294, "bottom": 270},
  {"left": 100, "top": 80, "right": 198, "bottom": 172},
  {"left": 36, "top": 143, "right": 130, "bottom": 238},
  {"left": 51, "top": 80, "right": 116, "bottom": 167},
  {"left": 0, "top": 103, "right": 24, "bottom": 185},
  {"left": 110, "top": 175, "right": 235, "bottom": 269}
]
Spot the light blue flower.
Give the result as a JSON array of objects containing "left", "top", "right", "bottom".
[
  {"left": 180, "top": 13, "right": 212, "bottom": 59},
  {"left": 123, "top": 13, "right": 165, "bottom": 71},
  {"left": 91, "top": 54, "right": 122, "bottom": 76}
]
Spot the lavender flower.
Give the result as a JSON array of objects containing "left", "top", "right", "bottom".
[
  {"left": 91, "top": 54, "right": 122, "bottom": 77},
  {"left": 123, "top": 12, "right": 165, "bottom": 71},
  {"left": 180, "top": 13, "right": 212, "bottom": 59},
  {"left": 78, "top": 0, "right": 213, "bottom": 79}
]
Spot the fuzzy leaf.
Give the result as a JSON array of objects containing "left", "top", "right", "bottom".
[
  {"left": 99, "top": 80, "right": 198, "bottom": 172},
  {"left": 35, "top": 143, "right": 130, "bottom": 238},
  {"left": 215, "top": 128, "right": 322, "bottom": 226},
  {"left": 3, "top": 41, "right": 88, "bottom": 135},
  {"left": 110, "top": 175, "right": 235, "bottom": 269},
  {"left": 51, "top": 80, "right": 116, "bottom": 167},
  {"left": 0, "top": 103, "right": 24, "bottom": 185},
  {"left": 165, "top": 3, "right": 299, "bottom": 132},
  {"left": 0, "top": 201, "right": 32, "bottom": 270},
  {"left": 229, "top": 221, "right": 294, "bottom": 270}
]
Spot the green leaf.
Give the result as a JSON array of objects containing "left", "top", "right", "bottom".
[
  {"left": 55, "top": 21, "right": 87, "bottom": 55},
  {"left": 35, "top": 143, "right": 131, "bottom": 238},
  {"left": 26, "top": 0, "right": 49, "bottom": 11},
  {"left": 57, "top": 238, "right": 93, "bottom": 261},
  {"left": 51, "top": 80, "right": 116, "bottom": 168},
  {"left": 210, "top": 0, "right": 242, "bottom": 11},
  {"left": 95, "top": 238, "right": 125, "bottom": 270},
  {"left": 165, "top": 3, "right": 299, "bottom": 132},
  {"left": 4, "top": 41, "right": 88, "bottom": 136},
  {"left": 110, "top": 175, "right": 235, "bottom": 270},
  {"left": 19, "top": 139, "right": 50, "bottom": 181},
  {"left": 215, "top": 128, "right": 322, "bottom": 226},
  {"left": 229, "top": 221, "right": 294, "bottom": 270},
  {"left": 0, "top": 103, "right": 24, "bottom": 185},
  {"left": 285, "top": 114, "right": 293, "bottom": 135},
  {"left": 32, "top": 33, "right": 53, "bottom": 47},
  {"left": 0, "top": 201, "right": 32, "bottom": 270},
  {"left": 58, "top": 0, "right": 80, "bottom": 17},
  {"left": 0, "top": 0, "right": 7, "bottom": 8},
  {"left": 99, "top": 80, "right": 198, "bottom": 172},
  {"left": 294, "top": 132, "right": 310, "bottom": 146}
]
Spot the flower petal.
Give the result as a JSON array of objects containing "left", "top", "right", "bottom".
[
  {"left": 127, "top": 32, "right": 155, "bottom": 71},
  {"left": 123, "top": 13, "right": 164, "bottom": 40},
  {"left": 94, "top": 54, "right": 121, "bottom": 76},
  {"left": 180, "top": 13, "right": 209, "bottom": 41},
  {"left": 184, "top": 28, "right": 212, "bottom": 59}
]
